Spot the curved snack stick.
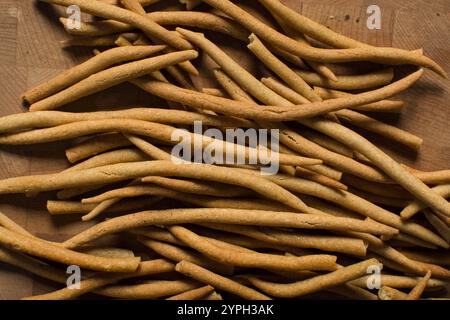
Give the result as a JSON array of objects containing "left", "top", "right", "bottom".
[
  {"left": 301, "top": 117, "right": 450, "bottom": 218},
  {"left": 21, "top": 46, "right": 165, "bottom": 106},
  {"left": 166, "top": 285, "right": 214, "bottom": 300},
  {"left": 23, "top": 259, "right": 174, "bottom": 300},
  {"left": 424, "top": 210, "right": 450, "bottom": 243},
  {"left": 64, "top": 148, "right": 147, "bottom": 172},
  {"left": 137, "top": 237, "right": 234, "bottom": 275},
  {"left": 46, "top": 198, "right": 157, "bottom": 215},
  {"left": 246, "top": 258, "right": 380, "bottom": 298},
  {"left": 124, "top": 134, "right": 172, "bottom": 161},
  {"left": 41, "top": 0, "right": 192, "bottom": 50},
  {"left": 169, "top": 225, "right": 338, "bottom": 272},
  {"left": 139, "top": 176, "right": 253, "bottom": 197},
  {"left": 295, "top": 68, "right": 394, "bottom": 91},
  {"left": 401, "top": 184, "right": 450, "bottom": 219},
  {"left": 350, "top": 274, "right": 445, "bottom": 290},
  {"left": 0, "top": 211, "right": 32, "bottom": 236},
  {"left": 247, "top": 34, "right": 321, "bottom": 102},
  {"left": 29, "top": 50, "right": 198, "bottom": 111},
  {"left": 0, "top": 161, "right": 309, "bottom": 212},
  {"left": 0, "top": 226, "right": 140, "bottom": 272},
  {"left": 96, "top": 280, "right": 200, "bottom": 299},
  {"left": 0, "top": 119, "right": 321, "bottom": 168},
  {"left": 175, "top": 260, "right": 271, "bottom": 300},
  {"left": 203, "top": 223, "right": 367, "bottom": 256},
  {"left": 65, "top": 133, "right": 131, "bottom": 163},
  {"left": 61, "top": 208, "right": 396, "bottom": 249},
  {"left": 401, "top": 168, "right": 450, "bottom": 185},
  {"left": 314, "top": 86, "right": 404, "bottom": 113},
  {"left": 294, "top": 167, "right": 347, "bottom": 190},
  {"left": 201, "top": 0, "right": 446, "bottom": 77},
  {"left": 406, "top": 271, "right": 432, "bottom": 300}
]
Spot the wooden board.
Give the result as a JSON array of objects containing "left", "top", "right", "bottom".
[{"left": 0, "top": 0, "right": 449, "bottom": 299}]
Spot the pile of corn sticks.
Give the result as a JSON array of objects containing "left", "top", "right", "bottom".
[{"left": 0, "top": 0, "right": 449, "bottom": 300}]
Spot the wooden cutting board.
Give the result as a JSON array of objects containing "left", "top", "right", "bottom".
[{"left": 0, "top": 0, "right": 449, "bottom": 299}]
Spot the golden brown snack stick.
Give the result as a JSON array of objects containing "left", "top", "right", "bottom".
[
  {"left": 406, "top": 271, "right": 432, "bottom": 300},
  {"left": 21, "top": 46, "right": 164, "bottom": 106},
  {"left": 80, "top": 247, "right": 135, "bottom": 259},
  {"left": 335, "top": 109, "right": 423, "bottom": 150},
  {"left": 301, "top": 116, "right": 450, "bottom": 218},
  {"left": 124, "top": 134, "right": 172, "bottom": 161},
  {"left": 141, "top": 176, "right": 253, "bottom": 197},
  {"left": 247, "top": 34, "right": 320, "bottom": 102},
  {"left": 401, "top": 166, "right": 450, "bottom": 185},
  {"left": 169, "top": 225, "right": 338, "bottom": 272},
  {"left": 295, "top": 68, "right": 394, "bottom": 90},
  {"left": 65, "top": 133, "right": 130, "bottom": 163},
  {"left": 175, "top": 260, "right": 271, "bottom": 300},
  {"left": 46, "top": 197, "right": 158, "bottom": 215},
  {"left": 60, "top": 33, "right": 140, "bottom": 47},
  {"left": 61, "top": 208, "right": 396, "bottom": 249},
  {"left": 314, "top": 86, "right": 404, "bottom": 113},
  {"left": 350, "top": 274, "right": 445, "bottom": 290},
  {"left": 23, "top": 259, "right": 174, "bottom": 300},
  {"left": 42, "top": 0, "right": 192, "bottom": 50},
  {"left": 137, "top": 237, "right": 234, "bottom": 275},
  {"left": 202, "top": 88, "right": 227, "bottom": 98},
  {"left": 424, "top": 210, "right": 450, "bottom": 243},
  {"left": 0, "top": 211, "right": 32, "bottom": 237},
  {"left": 0, "top": 226, "right": 140, "bottom": 272},
  {"left": 401, "top": 184, "right": 450, "bottom": 219},
  {"left": 201, "top": 0, "right": 446, "bottom": 77},
  {"left": 166, "top": 285, "right": 214, "bottom": 300},
  {"left": 378, "top": 286, "right": 409, "bottom": 300},
  {"left": 399, "top": 249, "right": 450, "bottom": 267},
  {"left": 295, "top": 167, "right": 348, "bottom": 191},
  {"left": 202, "top": 223, "right": 367, "bottom": 256},
  {"left": 29, "top": 50, "right": 198, "bottom": 111},
  {"left": 0, "top": 161, "right": 308, "bottom": 212},
  {"left": 96, "top": 280, "right": 201, "bottom": 299},
  {"left": 246, "top": 259, "right": 380, "bottom": 298},
  {"left": 238, "top": 171, "right": 445, "bottom": 248},
  {"left": 64, "top": 148, "right": 147, "bottom": 172}
]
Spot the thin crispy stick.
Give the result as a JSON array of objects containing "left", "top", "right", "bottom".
[
  {"left": 124, "top": 134, "right": 172, "bottom": 161},
  {"left": 61, "top": 208, "right": 396, "bottom": 249},
  {"left": 237, "top": 170, "right": 446, "bottom": 248},
  {"left": 61, "top": 11, "right": 247, "bottom": 39},
  {"left": 295, "top": 68, "right": 394, "bottom": 90},
  {"left": 246, "top": 258, "right": 380, "bottom": 298},
  {"left": 247, "top": 34, "right": 320, "bottom": 102},
  {"left": 424, "top": 210, "right": 450, "bottom": 243},
  {"left": 406, "top": 271, "right": 432, "bottom": 300},
  {"left": 175, "top": 260, "right": 271, "bottom": 300},
  {"left": 350, "top": 274, "right": 445, "bottom": 290},
  {"left": 95, "top": 280, "right": 201, "bottom": 299},
  {"left": 202, "top": 223, "right": 367, "bottom": 256},
  {"left": 139, "top": 176, "right": 253, "bottom": 197},
  {"left": 119, "top": 0, "right": 198, "bottom": 77},
  {"left": 342, "top": 175, "right": 411, "bottom": 200},
  {"left": 23, "top": 259, "right": 175, "bottom": 300},
  {"left": 314, "top": 86, "right": 404, "bottom": 113},
  {"left": 401, "top": 166, "right": 450, "bottom": 185},
  {"left": 29, "top": 50, "right": 198, "bottom": 111},
  {"left": 0, "top": 226, "right": 141, "bottom": 272},
  {"left": 401, "top": 184, "right": 450, "bottom": 219},
  {"left": 202, "top": 88, "right": 227, "bottom": 98},
  {"left": 64, "top": 148, "right": 147, "bottom": 172},
  {"left": 266, "top": 6, "right": 337, "bottom": 81},
  {"left": 60, "top": 32, "right": 140, "bottom": 47},
  {"left": 335, "top": 109, "right": 423, "bottom": 150},
  {"left": 378, "top": 286, "right": 409, "bottom": 300},
  {"left": 0, "top": 119, "right": 320, "bottom": 169},
  {"left": 65, "top": 133, "right": 130, "bottom": 163},
  {"left": 46, "top": 198, "right": 159, "bottom": 215},
  {"left": 200, "top": 0, "right": 446, "bottom": 77},
  {"left": 21, "top": 46, "right": 164, "bottom": 106},
  {"left": 42, "top": 0, "right": 192, "bottom": 50},
  {"left": 0, "top": 211, "right": 32, "bottom": 236},
  {"left": 294, "top": 167, "right": 348, "bottom": 190},
  {"left": 137, "top": 237, "right": 234, "bottom": 275},
  {"left": 168, "top": 225, "right": 337, "bottom": 272},
  {"left": 166, "top": 285, "right": 214, "bottom": 300}
]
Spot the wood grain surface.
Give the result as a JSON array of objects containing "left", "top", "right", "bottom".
[{"left": 0, "top": 0, "right": 449, "bottom": 299}]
